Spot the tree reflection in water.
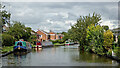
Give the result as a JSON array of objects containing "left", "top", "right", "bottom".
[{"left": 71, "top": 50, "right": 116, "bottom": 64}]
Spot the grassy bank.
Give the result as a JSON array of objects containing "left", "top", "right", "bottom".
[
  {"left": 2, "top": 46, "right": 14, "bottom": 53},
  {"left": 54, "top": 43, "right": 64, "bottom": 46},
  {"left": 31, "top": 45, "right": 36, "bottom": 47}
]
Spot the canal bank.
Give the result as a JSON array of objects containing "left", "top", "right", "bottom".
[{"left": 2, "top": 44, "right": 120, "bottom": 66}]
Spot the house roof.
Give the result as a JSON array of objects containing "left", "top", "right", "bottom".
[
  {"left": 49, "top": 32, "right": 56, "bottom": 34},
  {"left": 37, "top": 30, "right": 48, "bottom": 35}
]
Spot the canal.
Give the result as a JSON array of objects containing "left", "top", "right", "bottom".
[{"left": 2, "top": 44, "right": 120, "bottom": 66}]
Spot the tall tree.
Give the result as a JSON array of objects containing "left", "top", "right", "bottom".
[
  {"left": 68, "top": 13, "right": 101, "bottom": 48},
  {"left": 6, "top": 21, "right": 31, "bottom": 41},
  {"left": 86, "top": 24, "right": 104, "bottom": 54},
  {"left": 0, "top": 4, "right": 11, "bottom": 25},
  {"left": 103, "top": 30, "right": 113, "bottom": 50}
]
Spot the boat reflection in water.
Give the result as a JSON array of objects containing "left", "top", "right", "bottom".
[
  {"left": 14, "top": 52, "right": 28, "bottom": 56},
  {"left": 34, "top": 48, "right": 43, "bottom": 53}
]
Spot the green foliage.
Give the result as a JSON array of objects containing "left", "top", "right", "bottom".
[
  {"left": 2, "top": 46, "right": 14, "bottom": 53},
  {"left": 103, "top": 30, "right": 113, "bottom": 50},
  {"left": 86, "top": 24, "right": 104, "bottom": 54},
  {"left": 2, "top": 33, "right": 14, "bottom": 46},
  {"left": 0, "top": 4, "right": 11, "bottom": 25},
  {"left": 6, "top": 21, "right": 32, "bottom": 41},
  {"left": 62, "top": 32, "right": 69, "bottom": 41},
  {"left": 64, "top": 13, "right": 101, "bottom": 48},
  {"left": 102, "top": 25, "right": 109, "bottom": 31},
  {"left": 107, "top": 49, "right": 112, "bottom": 56},
  {"left": 27, "top": 35, "right": 37, "bottom": 44},
  {"left": 114, "top": 47, "right": 120, "bottom": 58},
  {"left": 51, "top": 40, "right": 64, "bottom": 44},
  {"left": 118, "top": 35, "right": 120, "bottom": 46}
]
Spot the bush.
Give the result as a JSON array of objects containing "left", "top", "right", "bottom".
[
  {"left": 103, "top": 30, "right": 113, "bottom": 51},
  {"left": 114, "top": 47, "right": 120, "bottom": 57},
  {"left": 2, "top": 34, "right": 14, "bottom": 46},
  {"left": 86, "top": 25, "right": 104, "bottom": 54},
  {"left": 107, "top": 49, "right": 112, "bottom": 56},
  {"left": 50, "top": 40, "right": 64, "bottom": 44},
  {"left": 118, "top": 35, "right": 120, "bottom": 46}
]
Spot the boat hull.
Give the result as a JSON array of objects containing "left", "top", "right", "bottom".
[
  {"left": 13, "top": 46, "right": 27, "bottom": 52},
  {"left": 35, "top": 45, "right": 42, "bottom": 48}
]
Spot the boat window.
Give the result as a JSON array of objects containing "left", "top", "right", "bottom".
[{"left": 17, "top": 42, "right": 22, "bottom": 46}]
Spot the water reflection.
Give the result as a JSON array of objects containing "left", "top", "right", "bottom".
[
  {"left": 32, "top": 48, "right": 43, "bottom": 53},
  {"left": 70, "top": 50, "right": 119, "bottom": 66},
  {"left": 2, "top": 45, "right": 120, "bottom": 66}
]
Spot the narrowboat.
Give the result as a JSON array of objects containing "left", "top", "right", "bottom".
[
  {"left": 65, "top": 41, "right": 74, "bottom": 46},
  {"left": 65, "top": 41, "right": 69, "bottom": 46},
  {"left": 35, "top": 41, "right": 42, "bottom": 48},
  {"left": 13, "top": 40, "right": 32, "bottom": 52}
]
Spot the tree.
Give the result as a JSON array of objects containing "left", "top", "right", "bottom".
[
  {"left": 0, "top": 4, "right": 11, "bottom": 25},
  {"left": 2, "top": 33, "right": 14, "bottom": 46},
  {"left": 0, "top": 4, "right": 11, "bottom": 33},
  {"left": 62, "top": 32, "right": 69, "bottom": 41},
  {"left": 6, "top": 21, "right": 32, "bottom": 41},
  {"left": 67, "top": 13, "right": 101, "bottom": 48},
  {"left": 118, "top": 35, "right": 120, "bottom": 46},
  {"left": 86, "top": 24, "right": 104, "bottom": 54},
  {"left": 102, "top": 25, "right": 109, "bottom": 31},
  {"left": 103, "top": 30, "right": 113, "bottom": 50}
]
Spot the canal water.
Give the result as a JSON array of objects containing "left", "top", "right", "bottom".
[{"left": 2, "top": 44, "right": 120, "bottom": 66}]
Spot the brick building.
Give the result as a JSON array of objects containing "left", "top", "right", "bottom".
[
  {"left": 36, "top": 30, "right": 63, "bottom": 41},
  {"left": 36, "top": 30, "right": 48, "bottom": 42}
]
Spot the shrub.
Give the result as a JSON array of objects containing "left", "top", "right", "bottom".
[
  {"left": 107, "top": 49, "right": 112, "bottom": 56},
  {"left": 2, "top": 34, "right": 14, "bottom": 46},
  {"left": 86, "top": 24, "right": 104, "bottom": 54},
  {"left": 118, "top": 35, "right": 120, "bottom": 46},
  {"left": 103, "top": 30, "right": 113, "bottom": 51},
  {"left": 51, "top": 40, "right": 64, "bottom": 44},
  {"left": 114, "top": 47, "right": 120, "bottom": 58}
]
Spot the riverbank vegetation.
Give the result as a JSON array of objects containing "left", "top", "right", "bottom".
[
  {"left": 63, "top": 12, "right": 120, "bottom": 59},
  {"left": 1, "top": 4, "right": 37, "bottom": 53},
  {"left": 2, "top": 46, "right": 13, "bottom": 53},
  {"left": 50, "top": 40, "right": 65, "bottom": 46}
]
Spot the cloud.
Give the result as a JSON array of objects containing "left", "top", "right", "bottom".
[
  {"left": 4, "top": 2, "right": 118, "bottom": 32},
  {"left": 1, "top": 0, "right": 119, "bottom": 2},
  {"left": 101, "top": 20, "right": 118, "bottom": 29}
]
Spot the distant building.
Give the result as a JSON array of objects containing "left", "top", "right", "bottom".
[
  {"left": 37, "top": 30, "right": 48, "bottom": 42},
  {"left": 112, "top": 28, "right": 120, "bottom": 43},
  {"left": 58, "top": 34, "right": 64, "bottom": 40},
  {"left": 36, "top": 30, "right": 64, "bottom": 41}
]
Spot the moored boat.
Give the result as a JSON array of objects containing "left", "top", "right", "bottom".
[
  {"left": 13, "top": 40, "right": 32, "bottom": 52},
  {"left": 35, "top": 41, "right": 42, "bottom": 48},
  {"left": 65, "top": 41, "right": 69, "bottom": 46}
]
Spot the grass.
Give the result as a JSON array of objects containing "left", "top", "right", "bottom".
[
  {"left": 31, "top": 45, "right": 36, "bottom": 47},
  {"left": 54, "top": 43, "right": 64, "bottom": 46},
  {"left": 1, "top": 46, "right": 14, "bottom": 53}
]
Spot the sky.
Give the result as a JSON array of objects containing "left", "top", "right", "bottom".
[{"left": 3, "top": 1, "right": 119, "bottom": 32}]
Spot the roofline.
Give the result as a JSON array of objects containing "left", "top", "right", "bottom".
[{"left": 37, "top": 30, "right": 48, "bottom": 35}]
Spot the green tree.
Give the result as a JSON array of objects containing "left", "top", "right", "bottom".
[
  {"left": 6, "top": 21, "right": 31, "bottom": 41},
  {"left": 102, "top": 25, "right": 109, "bottom": 31},
  {"left": 103, "top": 30, "right": 113, "bottom": 50},
  {"left": 0, "top": 4, "right": 11, "bottom": 25},
  {"left": 67, "top": 13, "right": 101, "bottom": 48},
  {"left": 0, "top": 4, "right": 11, "bottom": 32},
  {"left": 62, "top": 32, "right": 69, "bottom": 41},
  {"left": 2, "top": 33, "right": 14, "bottom": 46},
  {"left": 118, "top": 35, "right": 120, "bottom": 46},
  {"left": 27, "top": 34, "right": 37, "bottom": 44},
  {"left": 86, "top": 24, "right": 104, "bottom": 54}
]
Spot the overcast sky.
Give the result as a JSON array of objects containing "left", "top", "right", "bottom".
[{"left": 3, "top": 2, "right": 118, "bottom": 32}]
